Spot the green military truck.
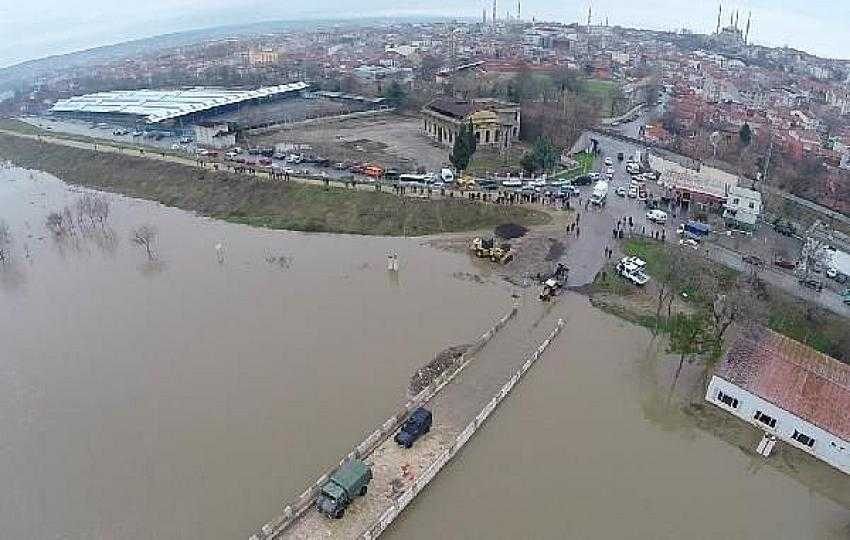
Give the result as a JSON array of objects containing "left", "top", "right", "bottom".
[{"left": 316, "top": 459, "right": 372, "bottom": 519}]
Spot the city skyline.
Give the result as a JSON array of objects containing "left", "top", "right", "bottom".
[{"left": 1, "top": 0, "right": 848, "bottom": 69}]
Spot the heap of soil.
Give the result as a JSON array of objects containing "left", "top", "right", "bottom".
[
  {"left": 409, "top": 345, "right": 470, "bottom": 395},
  {"left": 494, "top": 223, "right": 528, "bottom": 239}
]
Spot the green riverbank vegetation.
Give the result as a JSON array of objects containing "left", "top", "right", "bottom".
[{"left": 0, "top": 134, "right": 550, "bottom": 236}]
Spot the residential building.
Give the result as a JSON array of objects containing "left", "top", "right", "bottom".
[
  {"left": 421, "top": 97, "right": 520, "bottom": 150},
  {"left": 723, "top": 186, "right": 762, "bottom": 230},
  {"left": 706, "top": 325, "right": 850, "bottom": 475},
  {"left": 247, "top": 49, "right": 280, "bottom": 65}
]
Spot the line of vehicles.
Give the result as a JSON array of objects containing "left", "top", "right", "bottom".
[{"left": 315, "top": 407, "right": 432, "bottom": 520}]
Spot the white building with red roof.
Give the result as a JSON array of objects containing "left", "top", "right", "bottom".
[{"left": 706, "top": 325, "right": 850, "bottom": 474}]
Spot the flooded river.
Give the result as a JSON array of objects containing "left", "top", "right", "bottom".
[
  {"left": 0, "top": 167, "right": 513, "bottom": 539},
  {"left": 1, "top": 166, "right": 848, "bottom": 539},
  {"left": 387, "top": 294, "right": 850, "bottom": 539}
]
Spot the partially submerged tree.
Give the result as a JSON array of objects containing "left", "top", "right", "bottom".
[
  {"left": 0, "top": 220, "right": 11, "bottom": 264},
  {"left": 130, "top": 224, "right": 157, "bottom": 260},
  {"left": 668, "top": 312, "right": 709, "bottom": 382}
]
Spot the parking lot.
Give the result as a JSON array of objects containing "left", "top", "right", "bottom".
[{"left": 249, "top": 115, "right": 449, "bottom": 172}]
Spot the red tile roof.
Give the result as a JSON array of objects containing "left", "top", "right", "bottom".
[{"left": 715, "top": 325, "right": 850, "bottom": 441}]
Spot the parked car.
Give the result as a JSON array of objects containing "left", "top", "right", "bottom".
[
  {"left": 564, "top": 185, "right": 580, "bottom": 197},
  {"left": 627, "top": 187, "right": 638, "bottom": 198},
  {"left": 394, "top": 407, "right": 432, "bottom": 448},
  {"left": 742, "top": 254, "right": 765, "bottom": 266},
  {"left": 604, "top": 157, "right": 613, "bottom": 166},
  {"left": 617, "top": 152, "right": 624, "bottom": 161},
  {"left": 615, "top": 186, "right": 627, "bottom": 197},
  {"left": 679, "top": 238, "right": 699, "bottom": 249},
  {"left": 799, "top": 278, "right": 823, "bottom": 292},
  {"left": 573, "top": 174, "right": 593, "bottom": 186},
  {"left": 616, "top": 260, "right": 650, "bottom": 286},
  {"left": 841, "top": 288, "right": 850, "bottom": 305},
  {"left": 646, "top": 209, "right": 668, "bottom": 223}
]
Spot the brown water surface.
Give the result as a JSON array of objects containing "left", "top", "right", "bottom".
[
  {"left": 1, "top": 166, "right": 847, "bottom": 540},
  {"left": 0, "top": 167, "right": 512, "bottom": 539}
]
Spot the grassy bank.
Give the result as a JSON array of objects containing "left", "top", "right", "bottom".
[
  {"left": 0, "top": 134, "right": 549, "bottom": 236},
  {"left": 588, "top": 238, "right": 849, "bottom": 362}
]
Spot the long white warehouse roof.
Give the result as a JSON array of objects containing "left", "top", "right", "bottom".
[{"left": 50, "top": 83, "right": 309, "bottom": 123}]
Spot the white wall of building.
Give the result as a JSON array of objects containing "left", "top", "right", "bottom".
[{"left": 706, "top": 375, "right": 850, "bottom": 475}]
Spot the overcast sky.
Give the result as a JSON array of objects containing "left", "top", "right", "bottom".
[{"left": 1, "top": 0, "right": 848, "bottom": 68}]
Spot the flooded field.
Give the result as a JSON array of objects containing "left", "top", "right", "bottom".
[
  {"left": 0, "top": 166, "right": 513, "bottom": 539},
  {"left": 1, "top": 165, "right": 848, "bottom": 539},
  {"left": 387, "top": 294, "right": 850, "bottom": 539}
]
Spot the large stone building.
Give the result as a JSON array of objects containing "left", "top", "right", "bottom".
[{"left": 421, "top": 97, "right": 520, "bottom": 150}]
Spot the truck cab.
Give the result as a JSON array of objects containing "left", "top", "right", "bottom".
[
  {"left": 394, "top": 407, "right": 432, "bottom": 448},
  {"left": 316, "top": 459, "right": 372, "bottom": 519}
]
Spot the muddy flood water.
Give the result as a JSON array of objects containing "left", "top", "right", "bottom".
[{"left": 1, "top": 166, "right": 848, "bottom": 539}]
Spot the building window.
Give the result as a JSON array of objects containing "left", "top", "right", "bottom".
[
  {"left": 716, "top": 390, "right": 738, "bottom": 409},
  {"left": 485, "top": 130, "right": 490, "bottom": 143},
  {"left": 754, "top": 410, "right": 777, "bottom": 429},
  {"left": 475, "top": 132, "right": 481, "bottom": 142},
  {"left": 513, "top": 127, "right": 518, "bottom": 137},
  {"left": 495, "top": 130, "right": 500, "bottom": 142},
  {"left": 792, "top": 430, "right": 815, "bottom": 448}
]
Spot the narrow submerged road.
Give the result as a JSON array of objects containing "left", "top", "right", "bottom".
[{"left": 271, "top": 292, "right": 568, "bottom": 539}]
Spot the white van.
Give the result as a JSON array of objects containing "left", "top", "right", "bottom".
[{"left": 440, "top": 168, "right": 455, "bottom": 183}]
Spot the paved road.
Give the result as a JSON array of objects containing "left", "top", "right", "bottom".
[{"left": 558, "top": 131, "right": 849, "bottom": 317}]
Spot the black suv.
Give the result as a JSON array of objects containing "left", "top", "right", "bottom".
[{"left": 394, "top": 407, "right": 432, "bottom": 448}]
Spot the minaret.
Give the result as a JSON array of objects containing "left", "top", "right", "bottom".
[
  {"left": 745, "top": 11, "right": 751, "bottom": 43},
  {"left": 734, "top": 10, "right": 739, "bottom": 30},
  {"left": 716, "top": 4, "right": 722, "bottom": 34},
  {"left": 492, "top": 0, "right": 497, "bottom": 27},
  {"left": 517, "top": 0, "right": 521, "bottom": 22},
  {"left": 587, "top": 4, "right": 592, "bottom": 26}
]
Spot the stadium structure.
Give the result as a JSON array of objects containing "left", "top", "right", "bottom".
[{"left": 49, "top": 82, "right": 309, "bottom": 126}]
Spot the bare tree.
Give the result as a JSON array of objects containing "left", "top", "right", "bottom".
[
  {"left": 130, "top": 224, "right": 157, "bottom": 260},
  {"left": 0, "top": 220, "right": 11, "bottom": 264},
  {"left": 652, "top": 246, "right": 688, "bottom": 334},
  {"left": 795, "top": 223, "right": 832, "bottom": 283}
]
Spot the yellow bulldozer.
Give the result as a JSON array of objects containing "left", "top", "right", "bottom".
[{"left": 470, "top": 237, "right": 513, "bottom": 264}]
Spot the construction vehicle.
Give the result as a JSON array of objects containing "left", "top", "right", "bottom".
[
  {"left": 470, "top": 237, "right": 513, "bottom": 264},
  {"left": 456, "top": 174, "right": 477, "bottom": 190},
  {"left": 539, "top": 278, "right": 562, "bottom": 301},
  {"left": 490, "top": 244, "right": 514, "bottom": 264},
  {"left": 316, "top": 459, "right": 372, "bottom": 519}
]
